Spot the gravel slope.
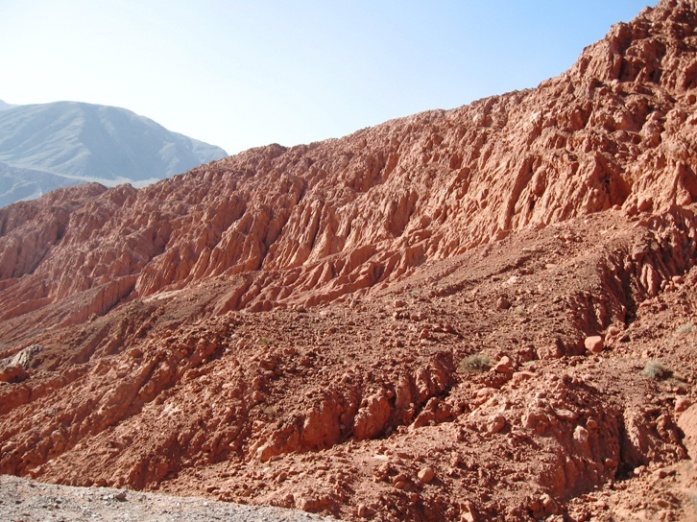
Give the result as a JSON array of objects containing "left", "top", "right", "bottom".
[{"left": 0, "top": 474, "right": 341, "bottom": 522}]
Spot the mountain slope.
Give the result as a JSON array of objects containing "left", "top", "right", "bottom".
[
  {"left": 1, "top": 0, "right": 695, "bottom": 319},
  {"left": 0, "top": 161, "right": 83, "bottom": 208},
  {"left": 2, "top": 1, "right": 697, "bottom": 520},
  {"left": 0, "top": 101, "right": 227, "bottom": 206}
]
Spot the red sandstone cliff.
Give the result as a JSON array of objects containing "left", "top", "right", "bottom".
[{"left": 2, "top": 1, "right": 697, "bottom": 520}]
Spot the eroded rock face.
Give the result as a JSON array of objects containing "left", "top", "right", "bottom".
[
  {"left": 1, "top": 206, "right": 695, "bottom": 521},
  {"left": 3, "top": 1, "right": 697, "bottom": 521},
  {"left": 1, "top": 1, "right": 697, "bottom": 330}
]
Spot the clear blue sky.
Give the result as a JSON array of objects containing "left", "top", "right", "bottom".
[{"left": 1, "top": 1, "right": 656, "bottom": 154}]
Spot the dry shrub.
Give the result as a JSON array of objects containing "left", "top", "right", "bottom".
[
  {"left": 458, "top": 354, "right": 493, "bottom": 374},
  {"left": 641, "top": 360, "right": 671, "bottom": 380}
]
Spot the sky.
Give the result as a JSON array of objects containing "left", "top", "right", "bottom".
[{"left": 1, "top": 1, "right": 657, "bottom": 155}]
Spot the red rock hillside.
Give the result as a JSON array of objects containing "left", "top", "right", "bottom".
[{"left": 3, "top": 1, "right": 697, "bottom": 520}]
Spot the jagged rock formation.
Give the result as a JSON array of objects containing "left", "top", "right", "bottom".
[{"left": 2, "top": 1, "right": 697, "bottom": 520}]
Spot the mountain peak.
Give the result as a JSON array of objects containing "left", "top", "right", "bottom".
[{"left": 0, "top": 100, "right": 227, "bottom": 207}]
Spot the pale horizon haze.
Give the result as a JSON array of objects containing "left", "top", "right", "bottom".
[{"left": 1, "top": 1, "right": 657, "bottom": 155}]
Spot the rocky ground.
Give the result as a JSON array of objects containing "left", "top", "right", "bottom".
[
  {"left": 0, "top": 474, "right": 338, "bottom": 522},
  {"left": 3, "top": 207, "right": 697, "bottom": 521},
  {"left": 3, "top": 1, "right": 697, "bottom": 521}
]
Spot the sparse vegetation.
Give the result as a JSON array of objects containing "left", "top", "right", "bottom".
[
  {"left": 676, "top": 322, "right": 694, "bottom": 335},
  {"left": 641, "top": 360, "right": 672, "bottom": 380},
  {"left": 262, "top": 406, "right": 277, "bottom": 420},
  {"left": 687, "top": 490, "right": 697, "bottom": 509},
  {"left": 458, "top": 354, "right": 494, "bottom": 374}
]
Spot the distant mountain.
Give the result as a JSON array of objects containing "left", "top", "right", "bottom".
[
  {"left": 0, "top": 101, "right": 227, "bottom": 206},
  {"left": 0, "top": 162, "right": 82, "bottom": 208}
]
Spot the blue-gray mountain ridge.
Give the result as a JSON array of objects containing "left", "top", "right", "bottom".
[{"left": 0, "top": 100, "right": 227, "bottom": 207}]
